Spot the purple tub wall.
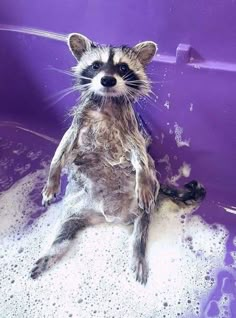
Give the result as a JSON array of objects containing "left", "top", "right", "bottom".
[{"left": 0, "top": 0, "right": 236, "bottom": 316}]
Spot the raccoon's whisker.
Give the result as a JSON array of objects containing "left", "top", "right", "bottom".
[
  {"left": 127, "top": 87, "right": 158, "bottom": 107},
  {"left": 76, "top": 83, "right": 91, "bottom": 88},
  {"left": 144, "top": 94, "right": 158, "bottom": 104},
  {"left": 46, "top": 86, "right": 78, "bottom": 100},
  {"left": 128, "top": 89, "right": 161, "bottom": 112},
  {"left": 128, "top": 84, "right": 150, "bottom": 92},
  {"left": 136, "top": 99, "right": 145, "bottom": 110},
  {"left": 127, "top": 85, "right": 150, "bottom": 96},
  {"left": 124, "top": 80, "right": 148, "bottom": 86},
  {"left": 77, "top": 75, "right": 92, "bottom": 81},
  {"left": 130, "top": 88, "right": 163, "bottom": 112},
  {"left": 126, "top": 89, "right": 138, "bottom": 103},
  {"left": 80, "top": 90, "right": 91, "bottom": 102},
  {"left": 127, "top": 89, "right": 144, "bottom": 109},
  {"left": 144, "top": 71, "right": 158, "bottom": 76},
  {"left": 46, "top": 66, "right": 77, "bottom": 78},
  {"left": 76, "top": 83, "right": 92, "bottom": 91},
  {"left": 140, "top": 78, "right": 160, "bottom": 85},
  {"left": 122, "top": 89, "right": 130, "bottom": 103},
  {"left": 141, "top": 92, "right": 157, "bottom": 103},
  {"left": 124, "top": 92, "right": 132, "bottom": 105},
  {"left": 126, "top": 87, "right": 140, "bottom": 99},
  {"left": 124, "top": 78, "right": 149, "bottom": 85},
  {"left": 125, "top": 82, "right": 149, "bottom": 89},
  {"left": 149, "top": 80, "right": 169, "bottom": 84},
  {"left": 124, "top": 79, "right": 148, "bottom": 83},
  {"left": 126, "top": 84, "right": 150, "bottom": 93},
  {"left": 149, "top": 90, "right": 159, "bottom": 100},
  {"left": 145, "top": 75, "right": 172, "bottom": 84},
  {"left": 45, "top": 87, "right": 79, "bottom": 108},
  {"left": 49, "top": 89, "right": 78, "bottom": 105}
]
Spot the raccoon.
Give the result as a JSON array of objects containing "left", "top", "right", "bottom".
[{"left": 30, "top": 33, "right": 206, "bottom": 284}]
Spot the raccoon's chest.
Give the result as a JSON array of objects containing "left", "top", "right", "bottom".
[{"left": 77, "top": 110, "right": 126, "bottom": 160}]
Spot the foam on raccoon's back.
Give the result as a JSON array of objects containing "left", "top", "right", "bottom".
[{"left": 0, "top": 169, "right": 232, "bottom": 318}]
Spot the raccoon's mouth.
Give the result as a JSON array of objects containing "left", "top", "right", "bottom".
[{"left": 97, "top": 87, "right": 121, "bottom": 97}]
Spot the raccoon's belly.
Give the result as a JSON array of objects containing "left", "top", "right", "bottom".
[
  {"left": 67, "top": 120, "right": 139, "bottom": 222},
  {"left": 72, "top": 154, "right": 135, "bottom": 195},
  {"left": 67, "top": 157, "right": 139, "bottom": 223}
]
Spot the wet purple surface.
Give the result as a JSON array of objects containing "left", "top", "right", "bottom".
[{"left": 0, "top": 1, "right": 236, "bottom": 316}]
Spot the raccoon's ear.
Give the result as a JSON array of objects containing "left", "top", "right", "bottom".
[
  {"left": 68, "top": 33, "right": 93, "bottom": 60},
  {"left": 133, "top": 41, "right": 157, "bottom": 66}
]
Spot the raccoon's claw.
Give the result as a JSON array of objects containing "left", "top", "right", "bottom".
[
  {"left": 132, "top": 257, "right": 149, "bottom": 285},
  {"left": 137, "top": 186, "right": 155, "bottom": 213},
  {"left": 30, "top": 256, "right": 50, "bottom": 279},
  {"left": 136, "top": 172, "right": 158, "bottom": 213},
  {"left": 42, "top": 183, "right": 59, "bottom": 207}
]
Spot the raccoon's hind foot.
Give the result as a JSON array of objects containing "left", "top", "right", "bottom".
[
  {"left": 131, "top": 212, "right": 150, "bottom": 285},
  {"left": 30, "top": 255, "right": 57, "bottom": 279},
  {"left": 131, "top": 256, "right": 149, "bottom": 285},
  {"left": 30, "top": 211, "right": 105, "bottom": 279}
]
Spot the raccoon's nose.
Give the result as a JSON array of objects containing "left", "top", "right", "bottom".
[{"left": 101, "top": 76, "right": 117, "bottom": 87}]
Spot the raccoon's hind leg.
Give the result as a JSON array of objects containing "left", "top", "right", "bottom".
[
  {"left": 131, "top": 211, "right": 150, "bottom": 285},
  {"left": 159, "top": 180, "right": 206, "bottom": 205},
  {"left": 30, "top": 211, "right": 104, "bottom": 279}
]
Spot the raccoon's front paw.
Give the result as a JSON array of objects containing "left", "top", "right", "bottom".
[
  {"left": 136, "top": 177, "right": 159, "bottom": 213},
  {"left": 42, "top": 183, "right": 59, "bottom": 207},
  {"left": 131, "top": 256, "right": 149, "bottom": 285},
  {"left": 137, "top": 185, "right": 154, "bottom": 212}
]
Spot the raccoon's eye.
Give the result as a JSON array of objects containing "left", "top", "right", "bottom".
[
  {"left": 92, "top": 61, "right": 102, "bottom": 70},
  {"left": 119, "top": 63, "right": 129, "bottom": 74}
]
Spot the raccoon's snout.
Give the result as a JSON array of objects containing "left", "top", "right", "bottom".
[{"left": 101, "top": 76, "right": 117, "bottom": 87}]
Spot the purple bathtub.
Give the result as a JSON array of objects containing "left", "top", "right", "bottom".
[{"left": 0, "top": 1, "right": 235, "bottom": 317}]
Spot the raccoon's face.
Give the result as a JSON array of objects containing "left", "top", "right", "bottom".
[{"left": 68, "top": 33, "right": 157, "bottom": 103}]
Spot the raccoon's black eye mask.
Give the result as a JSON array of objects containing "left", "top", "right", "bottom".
[{"left": 80, "top": 56, "right": 140, "bottom": 89}]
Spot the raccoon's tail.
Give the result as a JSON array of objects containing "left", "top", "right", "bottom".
[{"left": 159, "top": 180, "right": 206, "bottom": 205}]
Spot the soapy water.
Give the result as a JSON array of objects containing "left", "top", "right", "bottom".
[{"left": 0, "top": 154, "right": 235, "bottom": 317}]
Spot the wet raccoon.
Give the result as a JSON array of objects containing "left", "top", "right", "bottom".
[{"left": 30, "top": 33, "right": 206, "bottom": 284}]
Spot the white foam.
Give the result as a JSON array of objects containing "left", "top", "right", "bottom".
[
  {"left": 0, "top": 170, "right": 45, "bottom": 238},
  {"left": 233, "top": 236, "right": 236, "bottom": 247},
  {"left": 158, "top": 154, "right": 172, "bottom": 175},
  {"left": 0, "top": 168, "right": 231, "bottom": 318},
  {"left": 168, "top": 162, "right": 191, "bottom": 186},
  {"left": 174, "top": 122, "right": 191, "bottom": 148},
  {"left": 205, "top": 291, "right": 234, "bottom": 318},
  {"left": 230, "top": 251, "right": 236, "bottom": 270},
  {"left": 164, "top": 100, "right": 170, "bottom": 110}
]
